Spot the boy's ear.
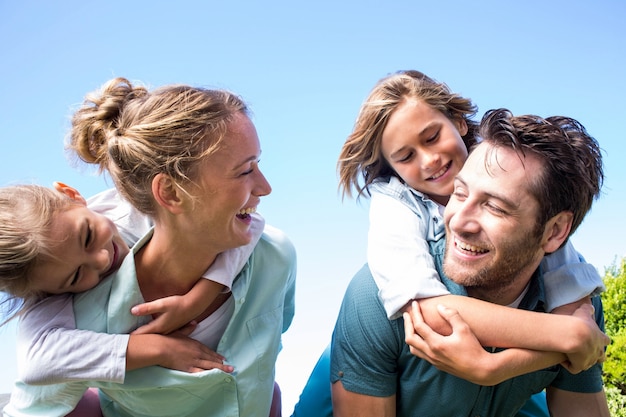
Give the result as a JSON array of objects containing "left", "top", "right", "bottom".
[
  {"left": 152, "top": 173, "right": 185, "bottom": 214},
  {"left": 541, "top": 211, "right": 573, "bottom": 254},
  {"left": 53, "top": 182, "right": 87, "bottom": 205},
  {"left": 455, "top": 117, "right": 469, "bottom": 137}
]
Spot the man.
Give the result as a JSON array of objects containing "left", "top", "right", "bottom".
[{"left": 330, "top": 109, "right": 610, "bottom": 417}]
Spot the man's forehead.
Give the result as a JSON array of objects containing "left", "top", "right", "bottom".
[{"left": 464, "top": 142, "right": 528, "bottom": 178}]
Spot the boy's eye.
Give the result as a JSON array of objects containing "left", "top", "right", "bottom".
[
  {"left": 425, "top": 132, "right": 439, "bottom": 143},
  {"left": 397, "top": 152, "right": 413, "bottom": 163}
]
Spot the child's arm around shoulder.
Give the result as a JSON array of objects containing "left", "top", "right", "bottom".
[
  {"left": 17, "top": 294, "right": 128, "bottom": 385},
  {"left": 131, "top": 213, "right": 266, "bottom": 335},
  {"left": 18, "top": 293, "right": 235, "bottom": 385},
  {"left": 368, "top": 188, "right": 448, "bottom": 320}
]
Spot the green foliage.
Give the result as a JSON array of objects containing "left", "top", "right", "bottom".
[
  {"left": 602, "top": 257, "right": 626, "bottom": 337},
  {"left": 601, "top": 256, "right": 626, "bottom": 411},
  {"left": 606, "top": 386, "right": 626, "bottom": 417},
  {"left": 603, "top": 332, "right": 626, "bottom": 392}
]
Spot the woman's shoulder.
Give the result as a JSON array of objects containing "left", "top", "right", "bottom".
[
  {"left": 258, "top": 224, "right": 297, "bottom": 263},
  {"left": 249, "top": 225, "right": 297, "bottom": 288}
]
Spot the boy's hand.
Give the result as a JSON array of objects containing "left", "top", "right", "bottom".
[{"left": 559, "top": 302, "right": 608, "bottom": 373}]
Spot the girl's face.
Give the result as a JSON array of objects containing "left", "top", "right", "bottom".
[
  {"left": 30, "top": 198, "right": 130, "bottom": 295},
  {"left": 380, "top": 98, "right": 469, "bottom": 206},
  {"left": 186, "top": 112, "right": 272, "bottom": 253}
]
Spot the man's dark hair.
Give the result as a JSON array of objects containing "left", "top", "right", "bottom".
[{"left": 478, "top": 108, "right": 603, "bottom": 236}]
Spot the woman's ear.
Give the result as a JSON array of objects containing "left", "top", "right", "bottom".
[
  {"left": 151, "top": 174, "right": 185, "bottom": 214},
  {"left": 53, "top": 182, "right": 87, "bottom": 205},
  {"left": 541, "top": 211, "right": 573, "bottom": 254}
]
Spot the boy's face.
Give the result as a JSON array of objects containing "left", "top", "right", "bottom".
[
  {"left": 30, "top": 201, "right": 130, "bottom": 294},
  {"left": 380, "top": 98, "right": 469, "bottom": 206}
]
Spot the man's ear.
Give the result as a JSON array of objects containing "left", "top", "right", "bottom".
[
  {"left": 541, "top": 211, "right": 573, "bottom": 254},
  {"left": 53, "top": 182, "right": 87, "bottom": 205},
  {"left": 151, "top": 173, "right": 185, "bottom": 214}
]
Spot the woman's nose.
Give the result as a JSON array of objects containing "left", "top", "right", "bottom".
[{"left": 254, "top": 169, "right": 272, "bottom": 197}]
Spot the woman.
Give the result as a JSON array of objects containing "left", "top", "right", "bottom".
[{"left": 5, "top": 78, "right": 296, "bottom": 417}]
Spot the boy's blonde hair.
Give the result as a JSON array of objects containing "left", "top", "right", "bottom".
[{"left": 338, "top": 70, "right": 478, "bottom": 199}]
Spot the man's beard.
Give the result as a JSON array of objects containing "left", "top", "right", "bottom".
[{"left": 443, "top": 225, "right": 543, "bottom": 302}]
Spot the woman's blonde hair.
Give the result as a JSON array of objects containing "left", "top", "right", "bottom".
[
  {"left": 68, "top": 77, "right": 249, "bottom": 216},
  {"left": 0, "top": 185, "right": 75, "bottom": 321},
  {"left": 337, "top": 70, "right": 478, "bottom": 199}
]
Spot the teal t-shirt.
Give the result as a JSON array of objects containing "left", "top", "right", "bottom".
[{"left": 330, "top": 239, "right": 604, "bottom": 417}]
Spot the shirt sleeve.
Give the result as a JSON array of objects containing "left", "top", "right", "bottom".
[
  {"left": 330, "top": 265, "right": 404, "bottom": 397},
  {"left": 368, "top": 191, "right": 449, "bottom": 319},
  {"left": 16, "top": 294, "right": 128, "bottom": 385},
  {"left": 540, "top": 240, "right": 605, "bottom": 312},
  {"left": 87, "top": 187, "right": 153, "bottom": 247},
  {"left": 3, "top": 380, "right": 88, "bottom": 417},
  {"left": 201, "top": 213, "right": 265, "bottom": 290}
]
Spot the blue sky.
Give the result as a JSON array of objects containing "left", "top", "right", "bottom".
[{"left": 1, "top": 0, "right": 625, "bottom": 413}]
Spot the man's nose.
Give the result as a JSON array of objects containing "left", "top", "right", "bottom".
[{"left": 448, "top": 201, "right": 480, "bottom": 235}]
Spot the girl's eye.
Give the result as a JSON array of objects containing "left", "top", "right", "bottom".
[
  {"left": 85, "top": 225, "right": 93, "bottom": 248},
  {"left": 71, "top": 266, "right": 82, "bottom": 287}
]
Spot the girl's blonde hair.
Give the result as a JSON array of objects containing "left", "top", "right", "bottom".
[
  {"left": 338, "top": 70, "right": 478, "bottom": 199},
  {"left": 68, "top": 77, "right": 249, "bottom": 217},
  {"left": 0, "top": 185, "right": 75, "bottom": 320}
]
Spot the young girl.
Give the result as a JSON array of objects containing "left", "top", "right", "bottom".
[
  {"left": 0, "top": 183, "right": 261, "bottom": 405},
  {"left": 338, "top": 69, "right": 604, "bottom": 323}
]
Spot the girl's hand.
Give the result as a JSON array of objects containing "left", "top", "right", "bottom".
[
  {"left": 131, "top": 295, "right": 194, "bottom": 335},
  {"left": 156, "top": 332, "right": 234, "bottom": 374}
]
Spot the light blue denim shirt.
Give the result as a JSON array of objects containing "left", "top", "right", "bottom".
[{"left": 4, "top": 226, "right": 296, "bottom": 417}]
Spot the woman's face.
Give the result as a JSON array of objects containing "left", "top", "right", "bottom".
[
  {"left": 381, "top": 98, "right": 469, "bottom": 206},
  {"left": 189, "top": 112, "right": 272, "bottom": 252}
]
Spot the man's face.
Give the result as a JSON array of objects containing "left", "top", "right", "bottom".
[{"left": 442, "top": 142, "right": 547, "bottom": 304}]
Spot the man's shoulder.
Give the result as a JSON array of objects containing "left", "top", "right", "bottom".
[
  {"left": 345, "top": 264, "right": 380, "bottom": 301},
  {"left": 337, "top": 264, "right": 393, "bottom": 331}
]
